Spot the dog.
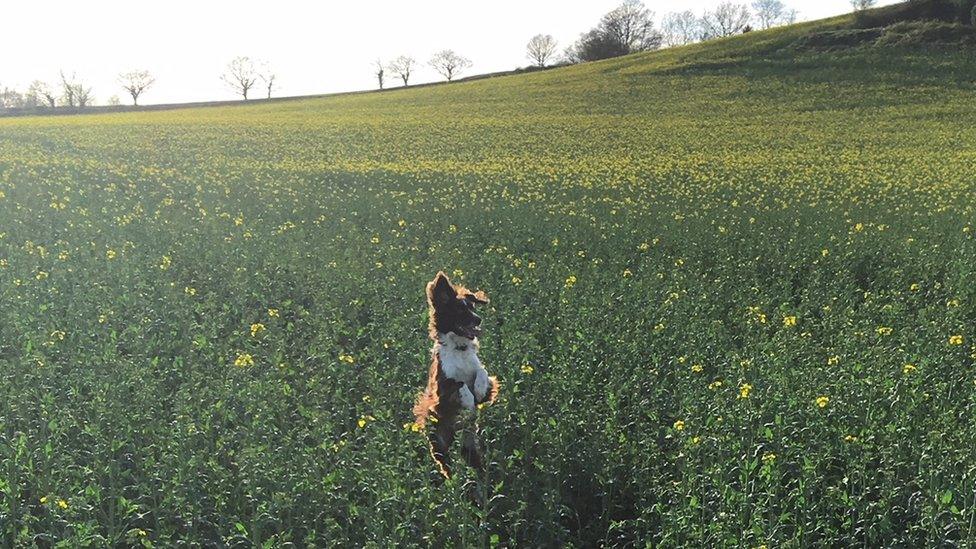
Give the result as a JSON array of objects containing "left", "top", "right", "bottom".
[{"left": 413, "top": 272, "right": 498, "bottom": 479}]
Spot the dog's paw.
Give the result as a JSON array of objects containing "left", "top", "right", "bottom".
[
  {"left": 459, "top": 384, "right": 476, "bottom": 411},
  {"left": 473, "top": 369, "right": 489, "bottom": 402}
]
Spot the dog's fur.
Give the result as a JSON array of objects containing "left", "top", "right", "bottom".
[{"left": 413, "top": 272, "right": 498, "bottom": 479}]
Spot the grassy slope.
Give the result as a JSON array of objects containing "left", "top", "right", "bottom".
[{"left": 1, "top": 9, "right": 976, "bottom": 547}]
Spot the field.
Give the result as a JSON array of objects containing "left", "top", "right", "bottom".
[{"left": 2, "top": 13, "right": 976, "bottom": 547}]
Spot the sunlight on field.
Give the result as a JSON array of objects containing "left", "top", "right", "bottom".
[{"left": 1, "top": 16, "right": 976, "bottom": 546}]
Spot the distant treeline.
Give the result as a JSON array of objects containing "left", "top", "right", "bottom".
[{"left": 2, "top": 0, "right": 973, "bottom": 115}]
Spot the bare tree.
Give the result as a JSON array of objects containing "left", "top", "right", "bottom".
[
  {"left": 661, "top": 10, "right": 701, "bottom": 46},
  {"left": 388, "top": 56, "right": 416, "bottom": 86},
  {"left": 222, "top": 56, "right": 259, "bottom": 100},
  {"left": 118, "top": 70, "right": 155, "bottom": 106},
  {"left": 429, "top": 50, "right": 472, "bottom": 82},
  {"left": 602, "top": 0, "right": 663, "bottom": 52},
  {"left": 27, "top": 81, "right": 56, "bottom": 107},
  {"left": 59, "top": 71, "right": 93, "bottom": 108},
  {"left": 701, "top": 2, "right": 752, "bottom": 38},
  {"left": 752, "top": 0, "right": 782, "bottom": 29},
  {"left": 526, "top": 34, "right": 558, "bottom": 67},
  {"left": 567, "top": 0, "right": 662, "bottom": 63},
  {"left": 0, "top": 87, "right": 25, "bottom": 109},
  {"left": 59, "top": 71, "right": 76, "bottom": 107},
  {"left": 850, "top": 0, "right": 876, "bottom": 10},
  {"left": 259, "top": 63, "right": 276, "bottom": 99},
  {"left": 375, "top": 59, "right": 385, "bottom": 90},
  {"left": 76, "top": 86, "right": 94, "bottom": 107},
  {"left": 106, "top": 95, "right": 122, "bottom": 106},
  {"left": 752, "top": 0, "right": 797, "bottom": 29},
  {"left": 19, "top": 87, "right": 39, "bottom": 109}
]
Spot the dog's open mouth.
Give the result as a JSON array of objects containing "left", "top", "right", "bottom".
[{"left": 455, "top": 325, "right": 482, "bottom": 340}]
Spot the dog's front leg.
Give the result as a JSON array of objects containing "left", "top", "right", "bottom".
[
  {"left": 473, "top": 368, "right": 490, "bottom": 403},
  {"left": 459, "top": 384, "right": 476, "bottom": 411}
]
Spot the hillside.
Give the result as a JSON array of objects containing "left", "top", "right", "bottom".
[{"left": 1, "top": 7, "right": 976, "bottom": 547}]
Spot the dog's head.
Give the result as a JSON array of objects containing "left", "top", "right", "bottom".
[{"left": 427, "top": 271, "right": 489, "bottom": 340}]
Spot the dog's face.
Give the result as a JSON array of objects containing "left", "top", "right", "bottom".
[{"left": 427, "top": 272, "right": 489, "bottom": 340}]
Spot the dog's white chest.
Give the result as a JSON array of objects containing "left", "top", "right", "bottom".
[{"left": 438, "top": 336, "right": 481, "bottom": 387}]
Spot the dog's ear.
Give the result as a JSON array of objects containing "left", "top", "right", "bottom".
[
  {"left": 427, "top": 272, "right": 456, "bottom": 307},
  {"left": 467, "top": 290, "right": 489, "bottom": 305}
]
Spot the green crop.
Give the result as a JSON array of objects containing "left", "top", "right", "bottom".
[{"left": 1, "top": 14, "right": 975, "bottom": 547}]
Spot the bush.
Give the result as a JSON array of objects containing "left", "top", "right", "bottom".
[
  {"left": 875, "top": 20, "right": 976, "bottom": 45},
  {"left": 959, "top": 0, "right": 976, "bottom": 22},
  {"left": 793, "top": 28, "right": 883, "bottom": 49},
  {"left": 853, "top": 0, "right": 957, "bottom": 28}
]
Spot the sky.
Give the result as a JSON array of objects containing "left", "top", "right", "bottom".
[{"left": 0, "top": 0, "right": 901, "bottom": 105}]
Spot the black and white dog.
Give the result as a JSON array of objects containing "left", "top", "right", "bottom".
[{"left": 413, "top": 272, "right": 498, "bottom": 478}]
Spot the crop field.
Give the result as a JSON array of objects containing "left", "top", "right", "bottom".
[{"left": 2, "top": 15, "right": 976, "bottom": 547}]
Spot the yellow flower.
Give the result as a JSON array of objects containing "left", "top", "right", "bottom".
[
  {"left": 949, "top": 335, "right": 964, "bottom": 346},
  {"left": 40, "top": 496, "right": 48, "bottom": 504},
  {"left": 35, "top": 271, "right": 48, "bottom": 280},
  {"left": 739, "top": 383, "right": 753, "bottom": 399},
  {"left": 268, "top": 308, "right": 279, "bottom": 317},
  {"left": 250, "top": 323, "right": 266, "bottom": 337},
  {"left": 184, "top": 286, "right": 197, "bottom": 296},
  {"left": 827, "top": 355, "right": 840, "bottom": 366},
  {"left": 910, "top": 283, "right": 920, "bottom": 291},
  {"left": 339, "top": 354, "right": 355, "bottom": 364},
  {"left": 511, "top": 276, "right": 522, "bottom": 286},
  {"left": 783, "top": 316, "right": 797, "bottom": 327},
  {"left": 903, "top": 363, "right": 917, "bottom": 375},
  {"left": 691, "top": 363, "right": 703, "bottom": 373},
  {"left": 673, "top": 420, "right": 685, "bottom": 431},
  {"left": 357, "top": 415, "right": 374, "bottom": 428},
  {"left": 106, "top": 249, "right": 117, "bottom": 260},
  {"left": 622, "top": 269, "right": 632, "bottom": 278},
  {"left": 160, "top": 255, "right": 172, "bottom": 270},
  {"left": 708, "top": 380, "right": 723, "bottom": 390},
  {"left": 403, "top": 422, "right": 422, "bottom": 432},
  {"left": 876, "top": 326, "right": 893, "bottom": 336},
  {"left": 821, "top": 249, "right": 829, "bottom": 257},
  {"left": 564, "top": 275, "right": 577, "bottom": 288},
  {"left": 521, "top": 364, "right": 534, "bottom": 374},
  {"left": 761, "top": 452, "right": 776, "bottom": 464},
  {"left": 370, "top": 236, "right": 380, "bottom": 244},
  {"left": 57, "top": 499, "right": 68, "bottom": 509},
  {"left": 844, "top": 434, "right": 858, "bottom": 443},
  {"left": 234, "top": 353, "right": 255, "bottom": 367},
  {"left": 816, "top": 396, "right": 829, "bottom": 408}
]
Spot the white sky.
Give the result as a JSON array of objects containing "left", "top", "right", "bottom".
[{"left": 0, "top": 0, "right": 900, "bottom": 105}]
